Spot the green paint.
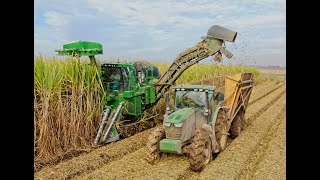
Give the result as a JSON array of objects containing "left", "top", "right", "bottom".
[
  {"left": 123, "top": 91, "right": 133, "bottom": 98},
  {"left": 209, "top": 106, "right": 222, "bottom": 125},
  {"left": 160, "top": 139, "right": 182, "bottom": 153},
  {"left": 165, "top": 108, "right": 194, "bottom": 124},
  {"left": 126, "top": 96, "right": 142, "bottom": 115}
]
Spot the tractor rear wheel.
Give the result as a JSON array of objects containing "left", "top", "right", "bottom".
[
  {"left": 230, "top": 114, "right": 242, "bottom": 138},
  {"left": 146, "top": 127, "right": 165, "bottom": 164},
  {"left": 189, "top": 128, "right": 212, "bottom": 172},
  {"left": 215, "top": 109, "right": 228, "bottom": 152}
]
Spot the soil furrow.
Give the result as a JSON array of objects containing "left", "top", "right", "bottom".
[
  {"left": 244, "top": 112, "right": 286, "bottom": 180},
  {"left": 248, "top": 82, "right": 284, "bottom": 106},
  {"left": 236, "top": 108, "right": 286, "bottom": 180},
  {"left": 34, "top": 127, "right": 157, "bottom": 180}
]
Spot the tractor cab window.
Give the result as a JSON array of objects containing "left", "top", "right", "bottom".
[{"left": 175, "top": 91, "right": 206, "bottom": 110}]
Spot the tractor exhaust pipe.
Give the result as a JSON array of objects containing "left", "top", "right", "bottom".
[
  {"left": 102, "top": 102, "right": 125, "bottom": 143},
  {"left": 94, "top": 108, "right": 111, "bottom": 145},
  {"left": 207, "top": 25, "right": 237, "bottom": 42},
  {"left": 165, "top": 92, "right": 170, "bottom": 113}
]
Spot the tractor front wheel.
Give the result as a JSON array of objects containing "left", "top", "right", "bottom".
[
  {"left": 146, "top": 127, "right": 165, "bottom": 164},
  {"left": 189, "top": 128, "right": 212, "bottom": 172}
]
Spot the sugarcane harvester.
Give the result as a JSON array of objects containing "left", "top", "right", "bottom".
[{"left": 56, "top": 25, "right": 240, "bottom": 145}]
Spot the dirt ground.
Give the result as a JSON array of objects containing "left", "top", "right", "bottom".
[{"left": 35, "top": 70, "right": 286, "bottom": 180}]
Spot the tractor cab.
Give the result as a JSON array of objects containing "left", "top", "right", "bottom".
[{"left": 170, "top": 85, "right": 218, "bottom": 114}]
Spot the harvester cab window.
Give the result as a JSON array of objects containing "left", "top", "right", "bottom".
[
  {"left": 102, "top": 67, "right": 129, "bottom": 92},
  {"left": 175, "top": 91, "right": 206, "bottom": 110},
  {"left": 108, "top": 67, "right": 121, "bottom": 82}
]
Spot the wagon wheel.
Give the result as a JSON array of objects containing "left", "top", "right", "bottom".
[{"left": 215, "top": 109, "right": 228, "bottom": 152}]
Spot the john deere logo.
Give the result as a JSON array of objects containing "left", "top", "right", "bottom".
[{"left": 170, "top": 126, "right": 175, "bottom": 131}]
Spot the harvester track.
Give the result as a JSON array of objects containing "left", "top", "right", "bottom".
[{"left": 34, "top": 80, "right": 285, "bottom": 180}]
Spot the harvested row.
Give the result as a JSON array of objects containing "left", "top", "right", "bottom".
[
  {"left": 197, "top": 94, "right": 286, "bottom": 180},
  {"left": 34, "top": 126, "right": 159, "bottom": 180},
  {"left": 248, "top": 81, "right": 284, "bottom": 105},
  {"left": 75, "top": 83, "right": 285, "bottom": 180},
  {"left": 239, "top": 111, "right": 286, "bottom": 180},
  {"left": 244, "top": 85, "right": 285, "bottom": 129},
  {"left": 35, "top": 80, "right": 283, "bottom": 180}
]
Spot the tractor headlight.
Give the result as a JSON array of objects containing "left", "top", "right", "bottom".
[
  {"left": 164, "top": 122, "right": 171, "bottom": 127},
  {"left": 174, "top": 123, "right": 183, "bottom": 128}
]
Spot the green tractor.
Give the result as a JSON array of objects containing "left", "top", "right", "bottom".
[
  {"left": 56, "top": 25, "right": 239, "bottom": 145},
  {"left": 146, "top": 73, "right": 253, "bottom": 172}
]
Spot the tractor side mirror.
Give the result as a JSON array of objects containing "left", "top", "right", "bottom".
[
  {"left": 164, "top": 92, "right": 172, "bottom": 119},
  {"left": 165, "top": 92, "right": 170, "bottom": 113},
  {"left": 215, "top": 92, "right": 224, "bottom": 101}
]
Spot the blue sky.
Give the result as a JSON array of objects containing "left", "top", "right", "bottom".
[{"left": 35, "top": 0, "right": 286, "bottom": 66}]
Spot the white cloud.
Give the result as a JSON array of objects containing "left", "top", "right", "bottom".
[
  {"left": 35, "top": 0, "right": 286, "bottom": 65},
  {"left": 44, "top": 11, "right": 70, "bottom": 28},
  {"left": 128, "top": 47, "right": 164, "bottom": 54},
  {"left": 86, "top": 0, "right": 233, "bottom": 28},
  {"left": 233, "top": 14, "right": 285, "bottom": 28},
  {"left": 259, "top": 37, "right": 285, "bottom": 45}
]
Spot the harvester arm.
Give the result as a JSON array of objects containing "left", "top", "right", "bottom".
[{"left": 155, "top": 25, "right": 237, "bottom": 100}]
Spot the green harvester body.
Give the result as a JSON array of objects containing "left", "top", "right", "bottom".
[{"left": 56, "top": 41, "right": 161, "bottom": 143}]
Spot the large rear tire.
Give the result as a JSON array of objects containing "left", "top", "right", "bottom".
[
  {"left": 230, "top": 111, "right": 246, "bottom": 139},
  {"left": 189, "top": 128, "right": 212, "bottom": 172},
  {"left": 230, "top": 114, "right": 242, "bottom": 138},
  {"left": 215, "top": 109, "right": 228, "bottom": 152},
  {"left": 146, "top": 127, "right": 165, "bottom": 164}
]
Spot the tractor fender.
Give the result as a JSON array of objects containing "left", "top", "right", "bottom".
[
  {"left": 210, "top": 106, "right": 224, "bottom": 127},
  {"left": 201, "top": 124, "right": 218, "bottom": 152},
  {"left": 208, "top": 106, "right": 225, "bottom": 151}
]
